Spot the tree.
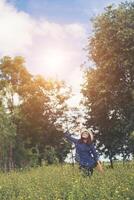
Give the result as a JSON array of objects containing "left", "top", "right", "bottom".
[
  {"left": 0, "top": 106, "right": 16, "bottom": 171},
  {"left": 19, "top": 75, "right": 71, "bottom": 165},
  {"left": 128, "top": 131, "right": 134, "bottom": 156},
  {"left": 0, "top": 56, "right": 71, "bottom": 168},
  {"left": 82, "top": 2, "right": 134, "bottom": 166}
]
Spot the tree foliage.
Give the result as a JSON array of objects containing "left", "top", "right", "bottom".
[
  {"left": 0, "top": 106, "right": 16, "bottom": 171},
  {"left": 0, "top": 56, "right": 70, "bottom": 169},
  {"left": 82, "top": 2, "right": 134, "bottom": 165}
]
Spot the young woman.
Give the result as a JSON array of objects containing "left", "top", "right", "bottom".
[{"left": 65, "top": 129, "right": 103, "bottom": 175}]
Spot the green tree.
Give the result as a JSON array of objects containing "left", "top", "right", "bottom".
[
  {"left": 128, "top": 131, "right": 134, "bottom": 157},
  {"left": 0, "top": 56, "right": 71, "bottom": 168},
  {"left": 82, "top": 2, "right": 134, "bottom": 166},
  {"left": 0, "top": 56, "right": 33, "bottom": 169},
  {"left": 0, "top": 106, "right": 16, "bottom": 171},
  {"left": 19, "top": 76, "right": 70, "bottom": 165}
]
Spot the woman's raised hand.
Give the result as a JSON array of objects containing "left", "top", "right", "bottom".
[{"left": 56, "top": 124, "right": 63, "bottom": 132}]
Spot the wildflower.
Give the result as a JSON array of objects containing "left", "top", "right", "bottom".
[{"left": 115, "top": 190, "right": 119, "bottom": 194}]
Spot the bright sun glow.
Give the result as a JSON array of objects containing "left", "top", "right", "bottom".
[
  {"left": 43, "top": 49, "right": 65, "bottom": 77},
  {"left": 37, "top": 48, "right": 83, "bottom": 107}
]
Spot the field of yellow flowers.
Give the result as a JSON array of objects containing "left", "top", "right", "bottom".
[{"left": 0, "top": 162, "right": 133, "bottom": 200}]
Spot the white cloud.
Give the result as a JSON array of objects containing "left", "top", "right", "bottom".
[
  {"left": 0, "top": 0, "right": 35, "bottom": 54},
  {"left": 0, "top": 0, "right": 87, "bottom": 93}
]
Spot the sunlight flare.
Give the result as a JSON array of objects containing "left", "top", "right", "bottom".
[{"left": 43, "top": 49, "right": 66, "bottom": 77}]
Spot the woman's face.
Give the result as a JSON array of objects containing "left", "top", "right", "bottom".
[{"left": 81, "top": 132, "right": 89, "bottom": 143}]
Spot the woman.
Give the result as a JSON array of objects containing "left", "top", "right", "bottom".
[{"left": 65, "top": 129, "right": 103, "bottom": 175}]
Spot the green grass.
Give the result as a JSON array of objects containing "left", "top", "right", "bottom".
[{"left": 0, "top": 163, "right": 134, "bottom": 200}]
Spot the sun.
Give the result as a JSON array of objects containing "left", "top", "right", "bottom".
[{"left": 43, "top": 49, "right": 65, "bottom": 77}]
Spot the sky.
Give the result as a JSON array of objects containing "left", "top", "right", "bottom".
[{"left": 0, "top": 0, "right": 127, "bottom": 104}]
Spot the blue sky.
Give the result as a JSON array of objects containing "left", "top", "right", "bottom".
[{"left": 8, "top": 0, "right": 126, "bottom": 24}]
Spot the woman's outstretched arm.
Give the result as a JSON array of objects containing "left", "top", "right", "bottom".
[
  {"left": 56, "top": 126, "right": 78, "bottom": 144},
  {"left": 64, "top": 131, "right": 78, "bottom": 144}
]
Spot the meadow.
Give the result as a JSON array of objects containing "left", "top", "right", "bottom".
[{"left": 0, "top": 163, "right": 133, "bottom": 200}]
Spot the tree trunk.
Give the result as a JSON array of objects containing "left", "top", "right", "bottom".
[
  {"left": 8, "top": 143, "right": 14, "bottom": 171},
  {"left": 109, "top": 157, "right": 114, "bottom": 168},
  {"left": 38, "top": 156, "right": 42, "bottom": 166}
]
